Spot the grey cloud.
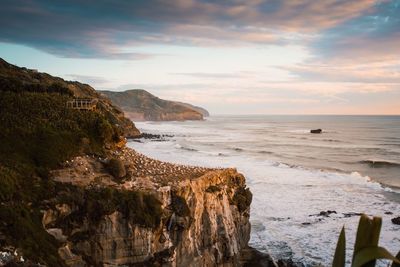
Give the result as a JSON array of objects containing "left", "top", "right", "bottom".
[
  {"left": 0, "top": 0, "right": 382, "bottom": 59},
  {"left": 172, "top": 72, "right": 239, "bottom": 79},
  {"left": 66, "top": 74, "right": 111, "bottom": 85}
]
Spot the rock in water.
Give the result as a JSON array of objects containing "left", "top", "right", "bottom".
[
  {"left": 310, "top": 129, "right": 322, "bottom": 134},
  {"left": 391, "top": 216, "right": 400, "bottom": 225}
]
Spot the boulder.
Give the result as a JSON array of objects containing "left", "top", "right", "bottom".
[
  {"left": 310, "top": 129, "right": 322, "bottom": 134},
  {"left": 391, "top": 217, "right": 400, "bottom": 225}
]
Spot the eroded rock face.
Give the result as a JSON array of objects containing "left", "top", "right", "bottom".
[{"left": 46, "top": 152, "right": 252, "bottom": 267}]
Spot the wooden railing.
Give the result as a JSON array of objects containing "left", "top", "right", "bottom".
[{"left": 66, "top": 98, "right": 98, "bottom": 110}]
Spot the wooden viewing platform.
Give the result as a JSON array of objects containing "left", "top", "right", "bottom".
[{"left": 66, "top": 98, "right": 98, "bottom": 110}]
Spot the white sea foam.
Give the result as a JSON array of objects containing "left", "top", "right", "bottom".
[{"left": 129, "top": 118, "right": 400, "bottom": 266}]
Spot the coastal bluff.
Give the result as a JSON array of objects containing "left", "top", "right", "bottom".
[
  {"left": 100, "top": 89, "right": 208, "bottom": 121},
  {"left": 45, "top": 148, "right": 253, "bottom": 266},
  {"left": 0, "top": 58, "right": 272, "bottom": 266}
]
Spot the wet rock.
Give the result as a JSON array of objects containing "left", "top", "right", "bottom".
[
  {"left": 391, "top": 217, "right": 400, "bottom": 225},
  {"left": 343, "top": 212, "right": 363, "bottom": 218},
  {"left": 309, "top": 210, "right": 337, "bottom": 217},
  {"left": 131, "top": 132, "right": 174, "bottom": 141},
  {"left": 240, "top": 246, "right": 277, "bottom": 267},
  {"left": 277, "top": 258, "right": 302, "bottom": 267},
  {"left": 319, "top": 210, "right": 337, "bottom": 217}
]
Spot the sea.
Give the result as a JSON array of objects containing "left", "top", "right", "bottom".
[{"left": 127, "top": 115, "right": 400, "bottom": 266}]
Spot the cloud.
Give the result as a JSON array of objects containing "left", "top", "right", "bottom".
[
  {"left": 0, "top": 0, "right": 382, "bottom": 58},
  {"left": 172, "top": 72, "right": 242, "bottom": 79},
  {"left": 311, "top": 0, "right": 400, "bottom": 63},
  {"left": 66, "top": 74, "right": 111, "bottom": 86},
  {"left": 280, "top": 61, "right": 400, "bottom": 84}
]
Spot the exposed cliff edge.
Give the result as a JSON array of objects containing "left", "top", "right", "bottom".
[
  {"left": 100, "top": 89, "right": 209, "bottom": 121},
  {"left": 40, "top": 148, "right": 253, "bottom": 266}
]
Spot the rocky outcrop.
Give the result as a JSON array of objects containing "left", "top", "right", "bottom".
[
  {"left": 46, "top": 148, "right": 252, "bottom": 266},
  {"left": 100, "top": 89, "right": 208, "bottom": 121}
]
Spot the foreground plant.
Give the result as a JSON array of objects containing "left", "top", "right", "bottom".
[{"left": 332, "top": 214, "right": 400, "bottom": 267}]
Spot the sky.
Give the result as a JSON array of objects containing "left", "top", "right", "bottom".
[{"left": 0, "top": 0, "right": 399, "bottom": 115}]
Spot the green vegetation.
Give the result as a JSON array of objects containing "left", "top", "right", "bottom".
[
  {"left": 332, "top": 214, "right": 400, "bottom": 267},
  {"left": 0, "top": 91, "right": 121, "bottom": 171},
  {"left": 171, "top": 192, "right": 191, "bottom": 217},
  {"left": 56, "top": 185, "right": 163, "bottom": 231},
  {"left": 231, "top": 187, "right": 252, "bottom": 212},
  {"left": 206, "top": 185, "right": 221, "bottom": 193},
  {"left": 106, "top": 157, "right": 127, "bottom": 180},
  {"left": 0, "top": 88, "right": 123, "bottom": 264},
  {"left": 0, "top": 204, "right": 64, "bottom": 266},
  {"left": 0, "top": 59, "right": 141, "bottom": 265}
]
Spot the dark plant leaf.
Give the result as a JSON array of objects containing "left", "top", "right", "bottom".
[
  {"left": 352, "top": 246, "right": 400, "bottom": 267},
  {"left": 332, "top": 226, "right": 346, "bottom": 267}
]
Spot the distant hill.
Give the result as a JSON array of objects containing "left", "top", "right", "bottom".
[
  {"left": 175, "top": 101, "right": 210, "bottom": 117},
  {"left": 101, "top": 89, "right": 209, "bottom": 121}
]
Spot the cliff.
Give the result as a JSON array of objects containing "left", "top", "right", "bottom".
[
  {"left": 101, "top": 89, "right": 208, "bottom": 121},
  {"left": 0, "top": 59, "right": 263, "bottom": 266},
  {"left": 41, "top": 147, "right": 252, "bottom": 266}
]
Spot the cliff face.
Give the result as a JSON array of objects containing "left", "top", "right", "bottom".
[
  {"left": 101, "top": 89, "right": 208, "bottom": 121},
  {"left": 45, "top": 148, "right": 252, "bottom": 266}
]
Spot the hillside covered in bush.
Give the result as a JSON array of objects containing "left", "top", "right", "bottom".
[{"left": 0, "top": 58, "right": 143, "bottom": 265}]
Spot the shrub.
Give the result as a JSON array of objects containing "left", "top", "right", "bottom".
[
  {"left": 0, "top": 90, "right": 123, "bottom": 265},
  {"left": 171, "top": 193, "right": 191, "bottom": 217},
  {"left": 0, "top": 166, "right": 17, "bottom": 201},
  {"left": 107, "top": 158, "right": 126, "bottom": 179},
  {"left": 56, "top": 186, "right": 163, "bottom": 230},
  {"left": 118, "top": 190, "right": 163, "bottom": 228},
  {"left": 232, "top": 187, "right": 252, "bottom": 212},
  {"left": 206, "top": 185, "right": 221, "bottom": 193},
  {"left": 0, "top": 205, "right": 66, "bottom": 266}
]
